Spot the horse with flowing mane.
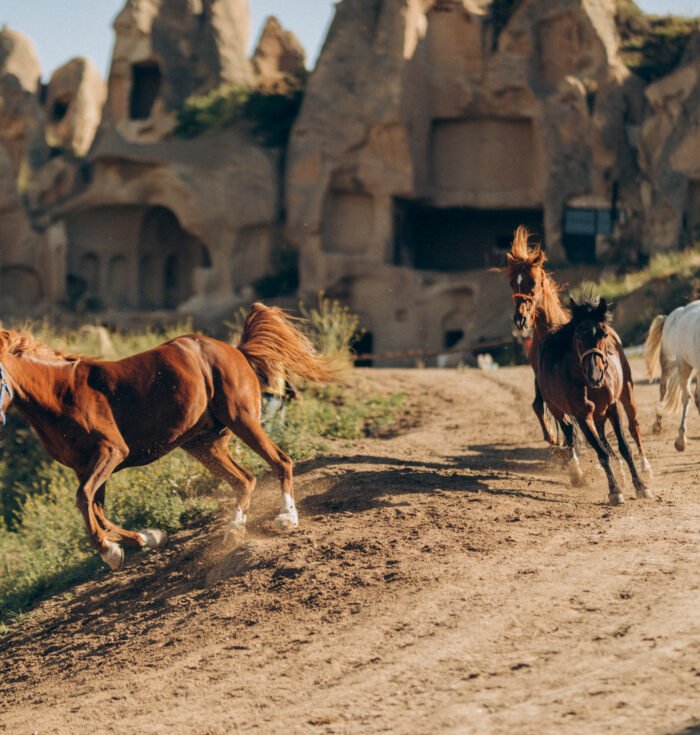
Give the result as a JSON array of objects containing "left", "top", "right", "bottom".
[
  {"left": 504, "top": 225, "right": 570, "bottom": 446},
  {"left": 503, "top": 227, "right": 651, "bottom": 480},
  {"left": 538, "top": 297, "right": 652, "bottom": 505},
  {"left": 643, "top": 299, "right": 700, "bottom": 449},
  {"left": 0, "top": 303, "right": 337, "bottom": 571}
]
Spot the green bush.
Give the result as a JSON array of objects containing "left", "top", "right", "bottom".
[
  {"left": 616, "top": 0, "right": 698, "bottom": 82},
  {"left": 176, "top": 71, "right": 307, "bottom": 146}
]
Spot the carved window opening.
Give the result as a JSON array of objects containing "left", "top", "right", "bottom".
[
  {"left": 129, "top": 61, "right": 161, "bottom": 120},
  {"left": 51, "top": 97, "right": 70, "bottom": 122},
  {"left": 393, "top": 199, "right": 544, "bottom": 271}
]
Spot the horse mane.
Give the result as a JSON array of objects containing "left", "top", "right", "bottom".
[
  {"left": 506, "top": 226, "right": 569, "bottom": 326},
  {"left": 0, "top": 329, "right": 84, "bottom": 363},
  {"left": 545, "top": 296, "right": 611, "bottom": 354}
]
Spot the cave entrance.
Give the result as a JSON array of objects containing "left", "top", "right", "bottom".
[
  {"left": 138, "top": 206, "right": 210, "bottom": 310},
  {"left": 393, "top": 200, "right": 544, "bottom": 270},
  {"left": 130, "top": 61, "right": 161, "bottom": 120}
]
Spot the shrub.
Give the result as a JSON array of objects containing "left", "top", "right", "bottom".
[
  {"left": 176, "top": 71, "right": 307, "bottom": 146},
  {"left": 616, "top": 1, "right": 698, "bottom": 82}
]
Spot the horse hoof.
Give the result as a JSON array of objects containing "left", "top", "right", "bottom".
[
  {"left": 223, "top": 521, "right": 246, "bottom": 546},
  {"left": 635, "top": 486, "right": 653, "bottom": 499},
  {"left": 608, "top": 492, "right": 625, "bottom": 506},
  {"left": 569, "top": 470, "right": 585, "bottom": 487},
  {"left": 101, "top": 540, "right": 124, "bottom": 571},
  {"left": 674, "top": 438, "right": 686, "bottom": 452},
  {"left": 274, "top": 513, "right": 299, "bottom": 531},
  {"left": 138, "top": 528, "right": 169, "bottom": 549}
]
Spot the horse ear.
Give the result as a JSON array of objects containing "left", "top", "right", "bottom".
[
  {"left": 506, "top": 252, "right": 515, "bottom": 264},
  {"left": 531, "top": 248, "right": 545, "bottom": 267},
  {"left": 597, "top": 297, "right": 608, "bottom": 318},
  {"left": 569, "top": 297, "right": 578, "bottom": 311}
]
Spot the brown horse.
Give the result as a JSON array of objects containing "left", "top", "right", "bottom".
[
  {"left": 538, "top": 297, "right": 652, "bottom": 505},
  {"left": 0, "top": 303, "right": 336, "bottom": 571},
  {"left": 504, "top": 226, "right": 569, "bottom": 446},
  {"left": 504, "top": 227, "right": 652, "bottom": 479}
]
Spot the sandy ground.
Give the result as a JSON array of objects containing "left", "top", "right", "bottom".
[{"left": 1, "top": 359, "right": 699, "bottom": 735}]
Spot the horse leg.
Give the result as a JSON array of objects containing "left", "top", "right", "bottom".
[
  {"left": 620, "top": 381, "right": 653, "bottom": 479},
  {"left": 92, "top": 484, "right": 167, "bottom": 551},
  {"left": 533, "top": 380, "right": 557, "bottom": 445},
  {"left": 576, "top": 416, "right": 624, "bottom": 505},
  {"left": 184, "top": 432, "right": 256, "bottom": 542},
  {"left": 559, "top": 418, "right": 584, "bottom": 487},
  {"left": 76, "top": 444, "right": 128, "bottom": 571},
  {"left": 674, "top": 361, "right": 694, "bottom": 452},
  {"left": 231, "top": 416, "right": 296, "bottom": 531},
  {"left": 595, "top": 418, "right": 626, "bottom": 489},
  {"left": 608, "top": 403, "right": 652, "bottom": 499}
]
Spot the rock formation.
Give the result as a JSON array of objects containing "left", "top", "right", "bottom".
[
  {"left": 104, "top": 0, "right": 253, "bottom": 143},
  {"left": 252, "top": 16, "right": 306, "bottom": 86},
  {"left": 0, "top": 0, "right": 699, "bottom": 359},
  {"left": 638, "top": 34, "right": 700, "bottom": 252},
  {"left": 45, "top": 57, "right": 106, "bottom": 156},
  {"left": 284, "top": 0, "right": 649, "bottom": 355}
]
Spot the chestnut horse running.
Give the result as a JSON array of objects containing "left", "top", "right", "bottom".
[
  {"left": 503, "top": 227, "right": 652, "bottom": 480},
  {"left": 0, "top": 304, "right": 335, "bottom": 570},
  {"left": 538, "top": 297, "right": 652, "bottom": 505}
]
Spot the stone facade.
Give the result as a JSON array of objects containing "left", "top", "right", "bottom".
[{"left": 0, "top": 0, "right": 698, "bottom": 358}]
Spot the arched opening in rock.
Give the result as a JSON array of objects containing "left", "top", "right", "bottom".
[
  {"left": 444, "top": 329, "right": 464, "bottom": 349},
  {"left": 353, "top": 331, "right": 374, "bottom": 367},
  {"left": 129, "top": 61, "right": 161, "bottom": 120},
  {"left": 51, "top": 97, "right": 70, "bottom": 122},
  {"left": 0, "top": 266, "right": 43, "bottom": 310},
  {"left": 79, "top": 253, "right": 100, "bottom": 299},
  {"left": 138, "top": 206, "right": 211, "bottom": 310},
  {"left": 107, "top": 255, "right": 129, "bottom": 308},
  {"left": 393, "top": 199, "right": 544, "bottom": 271}
]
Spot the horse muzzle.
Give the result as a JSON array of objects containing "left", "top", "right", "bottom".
[{"left": 580, "top": 348, "right": 608, "bottom": 388}]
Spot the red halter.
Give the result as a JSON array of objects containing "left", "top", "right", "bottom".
[{"left": 512, "top": 292, "right": 535, "bottom": 304}]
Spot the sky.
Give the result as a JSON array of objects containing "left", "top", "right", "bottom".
[{"left": 1, "top": 0, "right": 698, "bottom": 81}]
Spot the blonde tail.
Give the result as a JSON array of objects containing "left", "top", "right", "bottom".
[
  {"left": 660, "top": 362, "right": 683, "bottom": 415},
  {"left": 238, "top": 302, "right": 339, "bottom": 386},
  {"left": 643, "top": 314, "right": 667, "bottom": 381}
]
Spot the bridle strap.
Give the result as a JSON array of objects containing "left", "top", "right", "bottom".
[
  {"left": 512, "top": 292, "right": 535, "bottom": 304},
  {"left": 0, "top": 363, "right": 13, "bottom": 426},
  {"left": 579, "top": 348, "right": 608, "bottom": 370}
]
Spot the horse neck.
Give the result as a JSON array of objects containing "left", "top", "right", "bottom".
[
  {"left": 3, "top": 354, "right": 72, "bottom": 420},
  {"left": 534, "top": 272, "right": 568, "bottom": 336}
]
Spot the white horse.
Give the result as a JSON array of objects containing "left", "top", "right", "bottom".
[{"left": 644, "top": 299, "right": 700, "bottom": 450}]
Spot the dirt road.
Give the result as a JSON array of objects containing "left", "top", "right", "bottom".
[{"left": 1, "top": 361, "right": 699, "bottom": 734}]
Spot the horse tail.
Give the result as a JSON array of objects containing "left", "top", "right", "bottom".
[
  {"left": 643, "top": 314, "right": 667, "bottom": 381},
  {"left": 238, "top": 302, "right": 339, "bottom": 386},
  {"left": 660, "top": 362, "right": 683, "bottom": 415}
]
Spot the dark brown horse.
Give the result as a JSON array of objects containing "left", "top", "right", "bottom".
[
  {"left": 504, "top": 227, "right": 652, "bottom": 480},
  {"left": 0, "top": 303, "right": 336, "bottom": 570},
  {"left": 538, "top": 297, "right": 652, "bottom": 505}
]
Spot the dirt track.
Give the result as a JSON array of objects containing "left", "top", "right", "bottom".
[{"left": 1, "top": 360, "right": 699, "bottom": 735}]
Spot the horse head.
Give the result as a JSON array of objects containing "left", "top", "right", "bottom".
[
  {"left": 570, "top": 297, "right": 612, "bottom": 389},
  {"left": 505, "top": 226, "right": 546, "bottom": 330}
]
